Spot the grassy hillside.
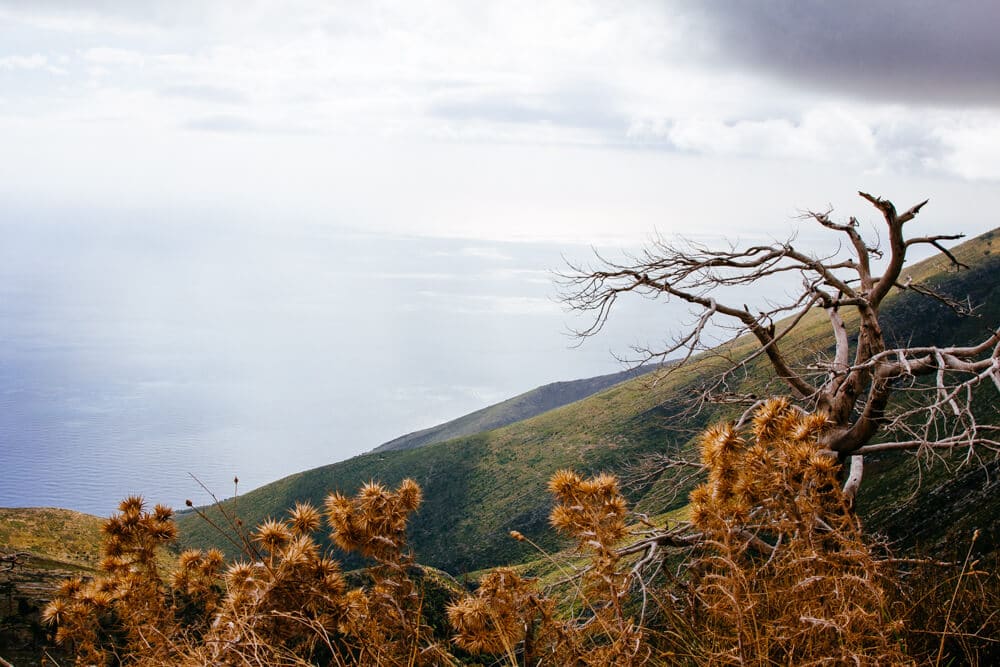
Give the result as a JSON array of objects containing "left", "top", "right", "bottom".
[
  {"left": 1, "top": 507, "right": 182, "bottom": 666},
  {"left": 374, "top": 364, "right": 659, "bottom": 452},
  {"left": 0, "top": 507, "right": 105, "bottom": 569},
  {"left": 1, "top": 508, "right": 104, "bottom": 664},
  {"left": 176, "top": 230, "right": 999, "bottom": 574}
]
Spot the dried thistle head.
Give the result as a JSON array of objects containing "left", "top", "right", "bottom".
[
  {"left": 793, "top": 411, "right": 829, "bottom": 441},
  {"left": 700, "top": 423, "right": 742, "bottom": 468},
  {"left": 548, "top": 469, "right": 583, "bottom": 498},
  {"left": 57, "top": 577, "right": 84, "bottom": 598},
  {"left": 547, "top": 470, "right": 628, "bottom": 554},
  {"left": 203, "top": 548, "right": 225, "bottom": 570},
  {"left": 808, "top": 450, "right": 839, "bottom": 477},
  {"left": 253, "top": 518, "right": 292, "bottom": 553},
  {"left": 324, "top": 479, "right": 424, "bottom": 562},
  {"left": 397, "top": 478, "right": 422, "bottom": 512},
  {"left": 225, "top": 561, "right": 257, "bottom": 591},
  {"left": 82, "top": 589, "right": 114, "bottom": 611},
  {"left": 448, "top": 568, "right": 530, "bottom": 655},
  {"left": 102, "top": 515, "right": 126, "bottom": 540},
  {"left": 279, "top": 535, "right": 319, "bottom": 566},
  {"left": 178, "top": 549, "right": 204, "bottom": 571},
  {"left": 751, "top": 397, "right": 792, "bottom": 442},
  {"left": 143, "top": 515, "right": 178, "bottom": 543},
  {"left": 41, "top": 597, "right": 68, "bottom": 627},
  {"left": 286, "top": 501, "right": 322, "bottom": 535},
  {"left": 689, "top": 483, "right": 715, "bottom": 530},
  {"left": 118, "top": 495, "right": 145, "bottom": 517},
  {"left": 152, "top": 503, "right": 174, "bottom": 522}
]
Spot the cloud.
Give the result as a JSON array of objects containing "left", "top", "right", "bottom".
[
  {"left": 684, "top": 0, "right": 1000, "bottom": 106},
  {"left": 630, "top": 107, "right": 878, "bottom": 165},
  {"left": 428, "top": 87, "right": 624, "bottom": 134},
  {"left": 0, "top": 52, "right": 67, "bottom": 76},
  {"left": 82, "top": 47, "right": 145, "bottom": 67},
  {"left": 160, "top": 83, "right": 248, "bottom": 105},
  {"left": 0, "top": 53, "right": 47, "bottom": 70},
  {"left": 934, "top": 117, "right": 1000, "bottom": 180},
  {"left": 181, "top": 114, "right": 258, "bottom": 133},
  {"left": 458, "top": 247, "right": 514, "bottom": 261}
]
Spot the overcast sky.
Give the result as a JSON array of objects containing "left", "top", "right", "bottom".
[
  {"left": 2, "top": 0, "right": 999, "bottom": 242},
  {"left": 3, "top": 2, "right": 1000, "bottom": 510}
]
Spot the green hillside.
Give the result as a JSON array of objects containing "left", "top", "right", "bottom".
[
  {"left": 1, "top": 508, "right": 181, "bottom": 665},
  {"left": 374, "top": 364, "right": 659, "bottom": 452},
  {"left": 0, "top": 509, "right": 103, "bottom": 664},
  {"left": 176, "top": 230, "right": 1000, "bottom": 574}
]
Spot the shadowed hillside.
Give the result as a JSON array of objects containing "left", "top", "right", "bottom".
[
  {"left": 176, "top": 230, "right": 999, "bottom": 574},
  {"left": 374, "top": 364, "right": 660, "bottom": 453}
]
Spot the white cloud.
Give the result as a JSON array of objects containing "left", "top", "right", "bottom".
[
  {"left": 0, "top": 53, "right": 47, "bottom": 70},
  {"left": 81, "top": 47, "right": 146, "bottom": 67},
  {"left": 637, "top": 106, "right": 877, "bottom": 166},
  {"left": 458, "top": 247, "right": 513, "bottom": 261},
  {"left": 935, "top": 118, "right": 1000, "bottom": 182},
  {"left": 417, "top": 291, "right": 557, "bottom": 316}
]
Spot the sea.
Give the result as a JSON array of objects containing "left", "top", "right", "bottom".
[{"left": 1, "top": 214, "right": 663, "bottom": 516}]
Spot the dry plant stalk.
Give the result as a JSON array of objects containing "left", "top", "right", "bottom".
[
  {"left": 43, "top": 481, "right": 453, "bottom": 667},
  {"left": 449, "top": 471, "right": 649, "bottom": 666},
  {"left": 689, "top": 399, "right": 913, "bottom": 665},
  {"left": 41, "top": 420, "right": 995, "bottom": 665}
]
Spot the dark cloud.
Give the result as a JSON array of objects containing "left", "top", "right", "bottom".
[{"left": 686, "top": 0, "right": 1000, "bottom": 106}]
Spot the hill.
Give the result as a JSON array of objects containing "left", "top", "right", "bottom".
[
  {"left": 176, "top": 230, "right": 1000, "bottom": 574},
  {"left": 0, "top": 507, "right": 180, "bottom": 665},
  {"left": 0, "top": 508, "right": 104, "bottom": 664},
  {"left": 374, "top": 365, "right": 659, "bottom": 453}
]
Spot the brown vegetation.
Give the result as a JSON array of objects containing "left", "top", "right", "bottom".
[{"left": 42, "top": 402, "right": 998, "bottom": 665}]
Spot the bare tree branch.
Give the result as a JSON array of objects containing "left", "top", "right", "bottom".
[{"left": 561, "top": 192, "right": 999, "bottom": 509}]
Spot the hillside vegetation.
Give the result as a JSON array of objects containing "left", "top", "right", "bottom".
[
  {"left": 177, "top": 230, "right": 1000, "bottom": 574},
  {"left": 41, "top": 414, "right": 1000, "bottom": 665},
  {"left": 0, "top": 508, "right": 105, "bottom": 569},
  {"left": 1, "top": 509, "right": 103, "bottom": 664},
  {"left": 1, "top": 508, "right": 179, "bottom": 665},
  {"left": 374, "top": 364, "right": 658, "bottom": 453}
]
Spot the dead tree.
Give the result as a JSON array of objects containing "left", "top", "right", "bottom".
[{"left": 560, "top": 192, "right": 999, "bottom": 504}]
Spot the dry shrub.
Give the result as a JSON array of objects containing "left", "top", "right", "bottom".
[
  {"left": 43, "top": 405, "right": 996, "bottom": 665},
  {"left": 43, "top": 481, "right": 454, "bottom": 667},
  {"left": 887, "top": 545, "right": 1000, "bottom": 665},
  {"left": 41, "top": 496, "right": 184, "bottom": 665},
  {"left": 449, "top": 470, "right": 649, "bottom": 666},
  {"left": 688, "top": 399, "right": 912, "bottom": 665}
]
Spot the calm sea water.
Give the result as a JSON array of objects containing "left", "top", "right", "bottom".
[{"left": 1, "top": 213, "right": 657, "bottom": 515}]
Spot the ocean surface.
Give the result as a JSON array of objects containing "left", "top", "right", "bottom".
[{"left": 1, "top": 212, "right": 667, "bottom": 516}]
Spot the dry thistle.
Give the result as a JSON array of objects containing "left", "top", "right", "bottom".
[
  {"left": 287, "top": 500, "right": 322, "bottom": 535},
  {"left": 690, "top": 402, "right": 910, "bottom": 664}
]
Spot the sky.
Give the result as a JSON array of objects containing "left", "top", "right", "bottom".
[
  {"left": 2, "top": 0, "right": 999, "bottom": 241},
  {"left": 2, "top": 1, "right": 1000, "bottom": 511}
]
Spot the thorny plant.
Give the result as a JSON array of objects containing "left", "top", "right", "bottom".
[
  {"left": 43, "top": 482, "right": 453, "bottom": 667},
  {"left": 42, "top": 438, "right": 997, "bottom": 665},
  {"left": 687, "top": 399, "right": 913, "bottom": 665},
  {"left": 449, "top": 471, "right": 649, "bottom": 666}
]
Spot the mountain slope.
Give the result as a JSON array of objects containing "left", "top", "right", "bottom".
[
  {"left": 176, "top": 230, "right": 999, "bottom": 574},
  {"left": 374, "top": 365, "right": 659, "bottom": 453},
  {"left": 1, "top": 509, "right": 103, "bottom": 664}
]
